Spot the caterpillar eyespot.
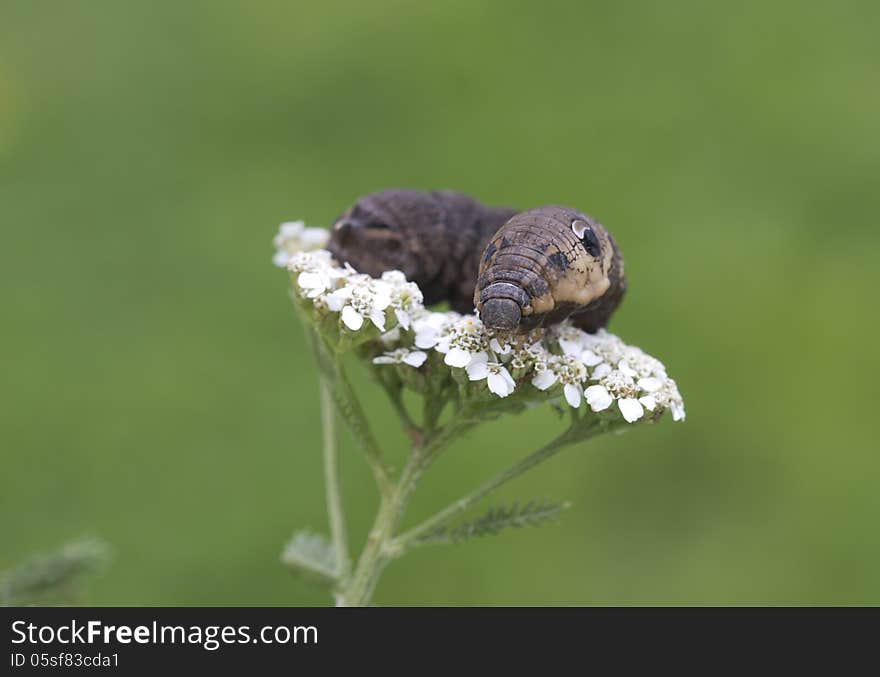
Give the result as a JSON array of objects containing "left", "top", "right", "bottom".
[
  {"left": 571, "top": 219, "right": 589, "bottom": 238},
  {"left": 328, "top": 190, "right": 626, "bottom": 334},
  {"left": 572, "top": 219, "right": 602, "bottom": 258}
]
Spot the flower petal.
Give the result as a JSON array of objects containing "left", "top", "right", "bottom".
[
  {"left": 469, "top": 350, "right": 489, "bottom": 365},
  {"left": 381, "top": 270, "right": 407, "bottom": 284},
  {"left": 618, "top": 398, "right": 644, "bottom": 422},
  {"left": 638, "top": 395, "right": 657, "bottom": 411},
  {"left": 671, "top": 401, "right": 686, "bottom": 422},
  {"left": 369, "top": 308, "right": 387, "bottom": 332},
  {"left": 488, "top": 371, "right": 514, "bottom": 397},
  {"left": 395, "top": 309, "right": 411, "bottom": 330},
  {"left": 325, "top": 288, "right": 351, "bottom": 311},
  {"left": 590, "top": 363, "right": 612, "bottom": 380},
  {"left": 341, "top": 306, "right": 364, "bottom": 330},
  {"left": 490, "top": 338, "right": 512, "bottom": 355},
  {"left": 564, "top": 383, "right": 582, "bottom": 408},
  {"left": 297, "top": 271, "right": 323, "bottom": 290},
  {"left": 584, "top": 385, "right": 613, "bottom": 412},
  {"left": 279, "top": 221, "right": 305, "bottom": 237},
  {"left": 637, "top": 377, "right": 664, "bottom": 392},
  {"left": 618, "top": 360, "right": 637, "bottom": 377},
  {"left": 559, "top": 337, "right": 583, "bottom": 356},
  {"left": 402, "top": 351, "right": 428, "bottom": 367},
  {"left": 372, "top": 356, "right": 395, "bottom": 365},
  {"left": 466, "top": 361, "right": 489, "bottom": 381},
  {"left": 581, "top": 350, "right": 603, "bottom": 367},
  {"left": 414, "top": 328, "right": 438, "bottom": 349},
  {"left": 444, "top": 347, "right": 472, "bottom": 368},
  {"left": 531, "top": 370, "right": 557, "bottom": 391}
]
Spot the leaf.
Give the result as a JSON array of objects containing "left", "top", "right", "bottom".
[
  {"left": 280, "top": 530, "right": 338, "bottom": 585},
  {"left": 415, "top": 498, "right": 571, "bottom": 545},
  {"left": 1, "top": 538, "right": 111, "bottom": 606}
]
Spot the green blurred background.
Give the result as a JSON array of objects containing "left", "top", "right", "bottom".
[{"left": 2, "top": 0, "right": 878, "bottom": 605}]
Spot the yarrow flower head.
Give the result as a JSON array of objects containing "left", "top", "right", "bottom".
[{"left": 275, "top": 221, "right": 685, "bottom": 425}]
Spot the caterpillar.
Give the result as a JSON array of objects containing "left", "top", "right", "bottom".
[{"left": 327, "top": 189, "right": 625, "bottom": 333}]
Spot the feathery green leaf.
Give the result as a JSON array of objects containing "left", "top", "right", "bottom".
[
  {"left": 1, "top": 538, "right": 111, "bottom": 606},
  {"left": 415, "top": 498, "right": 571, "bottom": 545}
]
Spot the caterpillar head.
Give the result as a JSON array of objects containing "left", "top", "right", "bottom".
[
  {"left": 327, "top": 189, "right": 445, "bottom": 285},
  {"left": 475, "top": 206, "right": 625, "bottom": 333}
]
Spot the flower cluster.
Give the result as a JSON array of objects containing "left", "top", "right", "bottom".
[
  {"left": 272, "top": 221, "right": 332, "bottom": 268},
  {"left": 274, "top": 222, "right": 685, "bottom": 424}
]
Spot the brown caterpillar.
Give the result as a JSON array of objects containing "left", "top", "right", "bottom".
[{"left": 327, "top": 189, "right": 625, "bottom": 333}]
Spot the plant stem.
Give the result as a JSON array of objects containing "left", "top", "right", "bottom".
[
  {"left": 307, "top": 328, "right": 393, "bottom": 499},
  {"left": 338, "top": 449, "right": 423, "bottom": 606},
  {"left": 392, "top": 420, "right": 601, "bottom": 552},
  {"left": 331, "top": 362, "right": 393, "bottom": 498},
  {"left": 319, "top": 375, "right": 350, "bottom": 585},
  {"left": 337, "top": 418, "right": 461, "bottom": 606},
  {"left": 381, "top": 379, "right": 421, "bottom": 442}
]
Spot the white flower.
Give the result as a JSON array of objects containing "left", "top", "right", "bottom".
[
  {"left": 617, "top": 398, "right": 645, "bottom": 423},
  {"left": 621, "top": 346, "right": 668, "bottom": 379},
  {"left": 413, "top": 312, "right": 456, "bottom": 349},
  {"left": 445, "top": 347, "right": 473, "bottom": 367},
  {"left": 670, "top": 400, "right": 686, "bottom": 422},
  {"left": 648, "top": 378, "right": 686, "bottom": 421},
  {"left": 540, "top": 354, "right": 589, "bottom": 408},
  {"left": 372, "top": 348, "right": 428, "bottom": 368},
  {"left": 521, "top": 343, "right": 558, "bottom": 391},
  {"left": 563, "top": 384, "right": 582, "bottom": 408},
  {"left": 381, "top": 270, "right": 424, "bottom": 330},
  {"left": 434, "top": 315, "right": 489, "bottom": 368},
  {"left": 466, "top": 353, "right": 516, "bottom": 397},
  {"left": 489, "top": 337, "right": 513, "bottom": 356},
  {"left": 511, "top": 340, "right": 550, "bottom": 371},
  {"left": 582, "top": 363, "right": 684, "bottom": 423},
  {"left": 581, "top": 328, "right": 627, "bottom": 367},
  {"left": 590, "top": 362, "right": 613, "bottom": 380},
  {"left": 287, "top": 250, "right": 347, "bottom": 300},
  {"left": 272, "top": 221, "right": 330, "bottom": 266},
  {"left": 583, "top": 369, "right": 635, "bottom": 415},
  {"left": 637, "top": 376, "right": 664, "bottom": 392},
  {"left": 584, "top": 384, "right": 614, "bottom": 411},
  {"left": 550, "top": 323, "right": 589, "bottom": 357},
  {"left": 617, "top": 360, "right": 638, "bottom": 378},
  {"left": 272, "top": 227, "right": 686, "bottom": 423},
  {"left": 326, "top": 275, "right": 392, "bottom": 331},
  {"left": 531, "top": 369, "right": 557, "bottom": 391},
  {"left": 581, "top": 349, "right": 603, "bottom": 367}
]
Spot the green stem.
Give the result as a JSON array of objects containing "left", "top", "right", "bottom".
[
  {"left": 338, "top": 449, "right": 422, "bottom": 606},
  {"left": 392, "top": 420, "right": 602, "bottom": 552},
  {"left": 337, "top": 420, "right": 461, "bottom": 606},
  {"left": 319, "top": 375, "right": 350, "bottom": 585},
  {"left": 308, "top": 329, "right": 393, "bottom": 498},
  {"left": 381, "top": 378, "right": 420, "bottom": 440},
  {"left": 332, "top": 362, "right": 393, "bottom": 498}
]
